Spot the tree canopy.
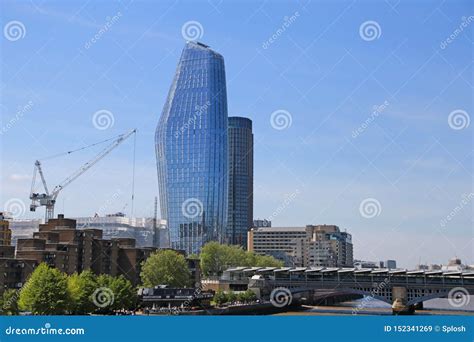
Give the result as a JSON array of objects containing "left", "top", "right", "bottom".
[
  {"left": 1, "top": 289, "right": 20, "bottom": 315},
  {"left": 140, "top": 250, "right": 191, "bottom": 287},
  {"left": 200, "top": 242, "right": 284, "bottom": 276},
  {"left": 16, "top": 263, "right": 137, "bottom": 315},
  {"left": 18, "top": 263, "right": 69, "bottom": 315},
  {"left": 96, "top": 274, "right": 137, "bottom": 312},
  {"left": 67, "top": 270, "right": 98, "bottom": 314}
]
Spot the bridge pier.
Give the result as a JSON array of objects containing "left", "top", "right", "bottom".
[
  {"left": 391, "top": 287, "right": 414, "bottom": 315},
  {"left": 413, "top": 302, "right": 423, "bottom": 310}
]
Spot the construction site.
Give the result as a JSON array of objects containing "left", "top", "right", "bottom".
[{"left": 0, "top": 129, "right": 176, "bottom": 291}]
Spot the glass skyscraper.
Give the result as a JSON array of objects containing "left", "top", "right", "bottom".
[
  {"left": 227, "top": 117, "right": 253, "bottom": 247},
  {"left": 155, "top": 41, "right": 228, "bottom": 254}
]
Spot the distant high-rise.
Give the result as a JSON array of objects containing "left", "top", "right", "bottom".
[
  {"left": 227, "top": 117, "right": 253, "bottom": 247},
  {"left": 155, "top": 41, "right": 229, "bottom": 254}
]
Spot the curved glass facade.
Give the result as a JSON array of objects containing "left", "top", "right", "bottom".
[
  {"left": 155, "top": 42, "right": 228, "bottom": 254},
  {"left": 227, "top": 117, "right": 253, "bottom": 247}
]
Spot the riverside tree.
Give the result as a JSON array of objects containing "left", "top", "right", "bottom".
[
  {"left": 1, "top": 289, "right": 20, "bottom": 315},
  {"left": 18, "top": 263, "right": 69, "bottom": 315},
  {"left": 200, "top": 242, "right": 284, "bottom": 277},
  {"left": 67, "top": 270, "right": 98, "bottom": 314},
  {"left": 140, "top": 250, "right": 191, "bottom": 287},
  {"left": 95, "top": 274, "right": 137, "bottom": 312}
]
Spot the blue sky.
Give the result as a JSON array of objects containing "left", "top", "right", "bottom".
[{"left": 1, "top": 0, "right": 472, "bottom": 267}]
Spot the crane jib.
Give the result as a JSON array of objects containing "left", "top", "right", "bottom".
[{"left": 28, "top": 129, "right": 137, "bottom": 222}]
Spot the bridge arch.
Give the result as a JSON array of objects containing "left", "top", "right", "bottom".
[
  {"left": 289, "top": 287, "right": 393, "bottom": 305},
  {"left": 406, "top": 290, "right": 450, "bottom": 306}
]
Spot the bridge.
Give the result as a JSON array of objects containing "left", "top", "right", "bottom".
[{"left": 220, "top": 266, "right": 474, "bottom": 314}]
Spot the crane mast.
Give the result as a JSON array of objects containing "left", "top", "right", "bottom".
[{"left": 29, "top": 129, "right": 136, "bottom": 222}]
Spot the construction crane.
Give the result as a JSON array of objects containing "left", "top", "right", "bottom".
[{"left": 29, "top": 129, "right": 137, "bottom": 222}]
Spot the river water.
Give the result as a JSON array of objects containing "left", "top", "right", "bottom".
[
  {"left": 345, "top": 296, "right": 474, "bottom": 311},
  {"left": 283, "top": 296, "right": 474, "bottom": 315}
]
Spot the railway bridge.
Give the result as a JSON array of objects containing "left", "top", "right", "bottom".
[{"left": 220, "top": 266, "right": 474, "bottom": 314}]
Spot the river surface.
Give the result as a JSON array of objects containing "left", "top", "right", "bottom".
[{"left": 278, "top": 296, "right": 474, "bottom": 316}]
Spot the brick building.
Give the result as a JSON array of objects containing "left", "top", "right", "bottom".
[
  {"left": 0, "top": 213, "right": 37, "bottom": 291},
  {"left": 1, "top": 214, "right": 201, "bottom": 292},
  {"left": 14, "top": 214, "right": 157, "bottom": 285}
]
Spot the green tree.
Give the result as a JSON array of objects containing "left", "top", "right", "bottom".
[
  {"left": 254, "top": 254, "right": 284, "bottom": 268},
  {"left": 1, "top": 289, "right": 20, "bottom": 315},
  {"left": 226, "top": 291, "right": 237, "bottom": 304},
  {"left": 18, "top": 263, "right": 69, "bottom": 315},
  {"left": 200, "top": 242, "right": 229, "bottom": 277},
  {"left": 200, "top": 242, "right": 284, "bottom": 276},
  {"left": 140, "top": 250, "right": 191, "bottom": 287},
  {"left": 241, "top": 289, "right": 257, "bottom": 303},
  {"left": 213, "top": 289, "right": 227, "bottom": 306},
  {"left": 95, "top": 274, "right": 137, "bottom": 312},
  {"left": 67, "top": 270, "right": 98, "bottom": 314}
]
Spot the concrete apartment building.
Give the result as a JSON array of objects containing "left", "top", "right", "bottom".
[{"left": 248, "top": 225, "right": 353, "bottom": 268}]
